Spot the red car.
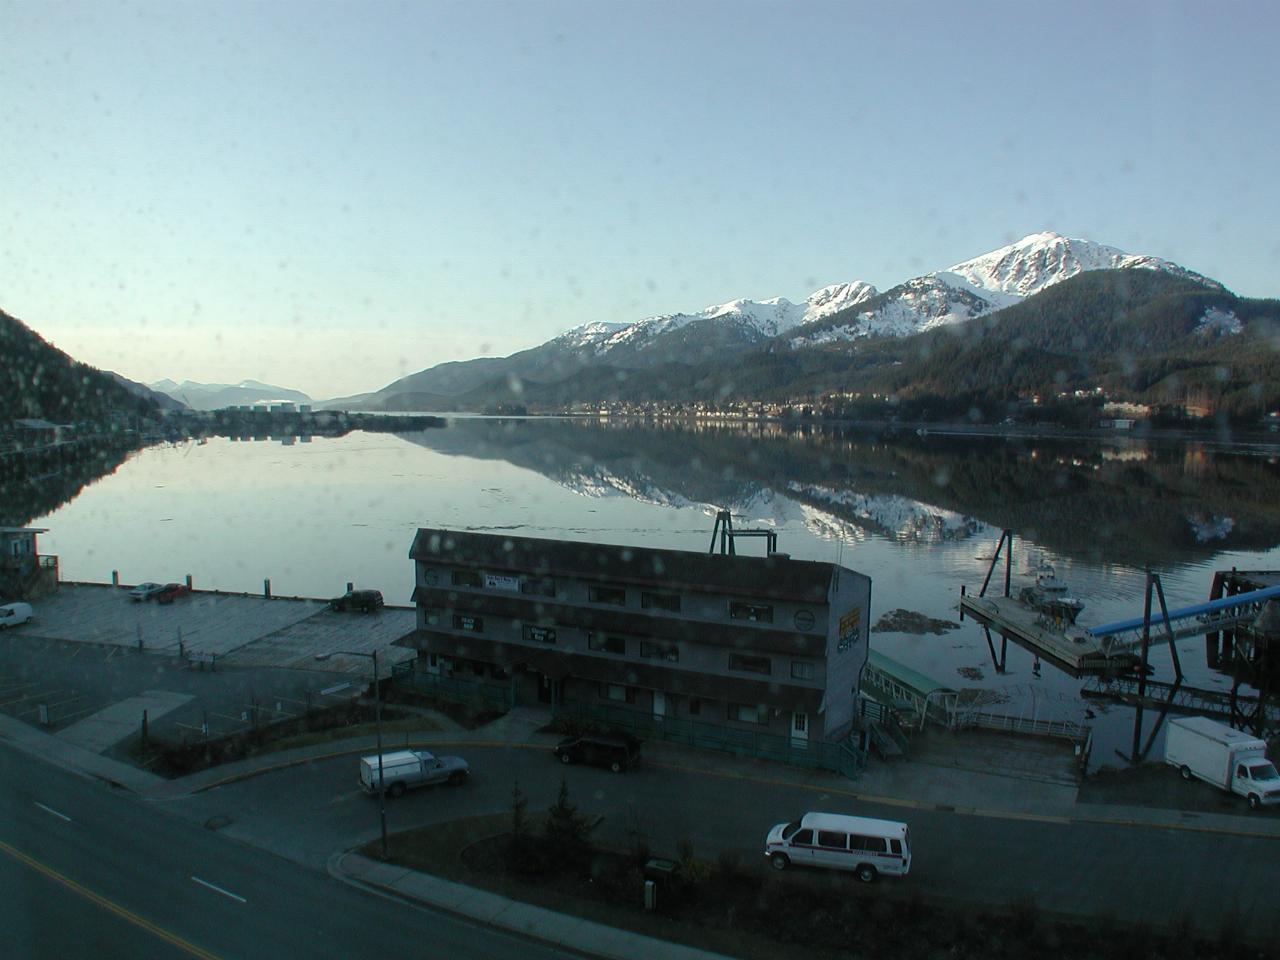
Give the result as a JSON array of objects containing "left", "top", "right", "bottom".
[{"left": 155, "top": 583, "right": 190, "bottom": 604}]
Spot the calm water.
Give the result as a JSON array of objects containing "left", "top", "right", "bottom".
[{"left": 31, "top": 418, "right": 1280, "bottom": 767}]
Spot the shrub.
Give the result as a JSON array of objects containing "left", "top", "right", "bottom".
[
  {"left": 676, "top": 837, "right": 695, "bottom": 862},
  {"left": 504, "top": 781, "right": 547, "bottom": 875},
  {"left": 629, "top": 837, "right": 651, "bottom": 867},
  {"left": 549, "top": 715, "right": 602, "bottom": 737},
  {"left": 715, "top": 849, "right": 742, "bottom": 879},
  {"left": 544, "top": 777, "right": 596, "bottom": 871},
  {"left": 591, "top": 857, "right": 645, "bottom": 904},
  {"left": 1008, "top": 895, "right": 1043, "bottom": 943}
]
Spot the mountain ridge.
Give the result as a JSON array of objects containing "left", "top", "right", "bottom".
[
  {"left": 352, "top": 232, "right": 1230, "bottom": 411},
  {"left": 149, "top": 379, "right": 313, "bottom": 411}
]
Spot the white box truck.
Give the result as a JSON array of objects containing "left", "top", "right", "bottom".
[{"left": 1163, "top": 716, "right": 1280, "bottom": 809}]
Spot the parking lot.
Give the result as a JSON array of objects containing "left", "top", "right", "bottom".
[
  {"left": 26, "top": 582, "right": 416, "bottom": 664},
  {"left": 0, "top": 583, "right": 419, "bottom": 756}
]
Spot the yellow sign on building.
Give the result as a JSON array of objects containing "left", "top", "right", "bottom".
[{"left": 838, "top": 608, "right": 861, "bottom": 652}]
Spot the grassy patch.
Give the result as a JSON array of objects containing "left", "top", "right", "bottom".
[
  {"left": 367, "top": 813, "right": 813, "bottom": 960},
  {"left": 238, "top": 715, "right": 444, "bottom": 755},
  {"left": 370, "top": 811, "right": 1270, "bottom": 960},
  {"left": 125, "top": 703, "right": 447, "bottom": 777}
]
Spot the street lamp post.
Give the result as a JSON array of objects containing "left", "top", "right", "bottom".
[{"left": 316, "top": 648, "right": 388, "bottom": 859}]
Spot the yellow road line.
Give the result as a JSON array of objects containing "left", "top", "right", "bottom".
[{"left": 0, "top": 837, "right": 223, "bottom": 960}]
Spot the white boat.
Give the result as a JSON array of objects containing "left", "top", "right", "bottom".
[{"left": 1019, "top": 563, "right": 1086, "bottom": 624}]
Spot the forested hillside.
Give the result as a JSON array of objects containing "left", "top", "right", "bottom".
[
  {"left": 1, "top": 309, "right": 158, "bottom": 423},
  {"left": 466, "top": 271, "right": 1279, "bottom": 422}
]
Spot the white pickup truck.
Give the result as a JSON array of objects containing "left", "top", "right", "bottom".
[
  {"left": 1163, "top": 716, "right": 1280, "bottom": 810},
  {"left": 358, "top": 750, "right": 469, "bottom": 798}
]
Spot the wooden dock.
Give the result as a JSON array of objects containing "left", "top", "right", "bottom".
[{"left": 960, "top": 594, "right": 1128, "bottom": 675}]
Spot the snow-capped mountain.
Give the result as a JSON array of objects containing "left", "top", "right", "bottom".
[
  {"left": 373, "top": 277, "right": 879, "bottom": 403},
  {"left": 790, "top": 231, "right": 1222, "bottom": 346},
  {"left": 556, "top": 280, "right": 878, "bottom": 361},
  {"left": 944, "top": 231, "right": 1219, "bottom": 302},
  {"left": 361, "top": 231, "right": 1230, "bottom": 409},
  {"left": 150, "top": 378, "right": 312, "bottom": 411}
]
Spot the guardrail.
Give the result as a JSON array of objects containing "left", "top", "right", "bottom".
[{"left": 952, "top": 708, "right": 1089, "bottom": 743}]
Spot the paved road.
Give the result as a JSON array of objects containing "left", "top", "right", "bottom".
[
  {"left": 0, "top": 742, "right": 577, "bottom": 960},
  {"left": 161, "top": 742, "right": 1280, "bottom": 939}
]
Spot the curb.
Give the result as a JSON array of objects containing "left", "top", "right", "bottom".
[
  {"left": 325, "top": 850, "right": 735, "bottom": 960},
  {"left": 646, "top": 755, "right": 1279, "bottom": 838}
]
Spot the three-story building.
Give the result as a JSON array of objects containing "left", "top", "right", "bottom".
[{"left": 404, "top": 528, "right": 871, "bottom": 743}]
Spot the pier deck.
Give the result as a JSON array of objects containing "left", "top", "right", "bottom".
[
  {"left": 960, "top": 594, "right": 1124, "bottom": 675},
  {"left": 20, "top": 582, "right": 416, "bottom": 674}
]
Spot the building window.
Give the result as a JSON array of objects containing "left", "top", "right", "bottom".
[
  {"left": 587, "top": 632, "right": 626, "bottom": 655},
  {"left": 729, "top": 653, "right": 772, "bottom": 675},
  {"left": 729, "top": 601, "right": 773, "bottom": 623},
  {"left": 599, "top": 683, "right": 636, "bottom": 703},
  {"left": 641, "top": 591, "right": 681, "bottom": 612},
  {"left": 451, "top": 569, "right": 482, "bottom": 588},
  {"left": 522, "top": 624, "right": 556, "bottom": 644},
  {"left": 790, "top": 660, "right": 816, "bottom": 681},
  {"left": 589, "top": 585, "right": 627, "bottom": 606},
  {"left": 452, "top": 613, "right": 484, "bottom": 633},
  {"left": 640, "top": 640, "right": 679, "bottom": 662},
  {"left": 689, "top": 698, "right": 701, "bottom": 716},
  {"left": 729, "top": 703, "right": 768, "bottom": 725},
  {"left": 520, "top": 577, "right": 556, "bottom": 597}
]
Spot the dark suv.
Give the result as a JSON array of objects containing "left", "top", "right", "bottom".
[
  {"left": 329, "top": 589, "right": 384, "bottom": 613},
  {"left": 553, "top": 734, "right": 641, "bottom": 773}
]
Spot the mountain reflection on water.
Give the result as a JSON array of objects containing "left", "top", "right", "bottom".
[
  {"left": 398, "top": 418, "right": 1280, "bottom": 569},
  {"left": 21, "top": 418, "right": 1280, "bottom": 769}
]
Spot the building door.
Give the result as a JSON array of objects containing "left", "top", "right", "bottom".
[
  {"left": 536, "top": 673, "right": 562, "bottom": 706},
  {"left": 791, "top": 711, "right": 809, "bottom": 747},
  {"left": 652, "top": 691, "right": 666, "bottom": 720}
]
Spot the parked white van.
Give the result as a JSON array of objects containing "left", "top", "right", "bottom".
[
  {"left": 0, "top": 602, "right": 33, "bottom": 629},
  {"left": 765, "top": 811, "right": 911, "bottom": 882}
]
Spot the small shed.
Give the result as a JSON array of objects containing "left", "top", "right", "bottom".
[{"left": 0, "top": 528, "right": 57, "bottom": 600}]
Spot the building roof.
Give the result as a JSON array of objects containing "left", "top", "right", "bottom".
[
  {"left": 410, "top": 528, "right": 862, "bottom": 605},
  {"left": 867, "top": 649, "right": 954, "bottom": 698},
  {"left": 0, "top": 528, "right": 49, "bottom": 536}
]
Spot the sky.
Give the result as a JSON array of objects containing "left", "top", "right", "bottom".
[{"left": 3, "top": 0, "right": 1279, "bottom": 400}]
